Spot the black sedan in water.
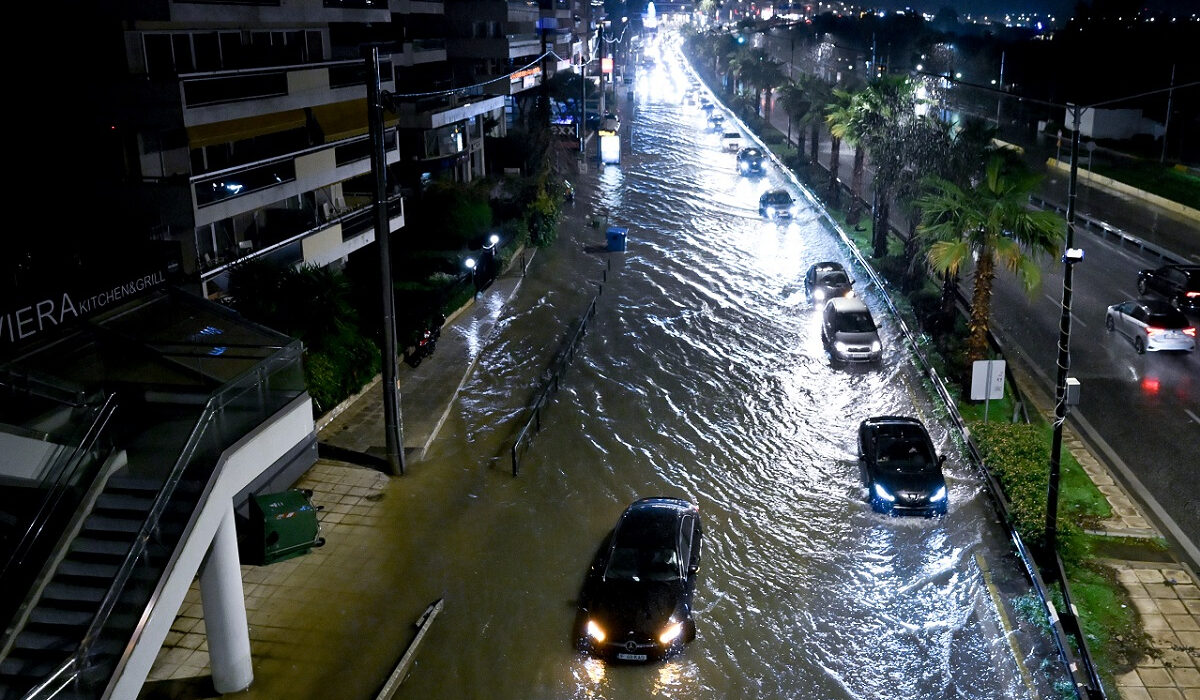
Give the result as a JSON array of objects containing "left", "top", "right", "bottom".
[
  {"left": 736, "top": 147, "right": 765, "bottom": 175},
  {"left": 858, "top": 416, "right": 948, "bottom": 516},
  {"left": 576, "top": 497, "right": 702, "bottom": 662},
  {"left": 804, "top": 261, "right": 854, "bottom": 303},
  {"left": 759, "top": 189, "right": 795, "bottom": 218}
]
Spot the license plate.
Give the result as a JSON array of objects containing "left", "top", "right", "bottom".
[{"left": 617, "top": 653, "right": 648, "bottom": 661}]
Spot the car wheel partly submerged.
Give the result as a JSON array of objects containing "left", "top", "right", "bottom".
[{"left": 1134, "top": 336, "right": 1146, "bottom": 354}]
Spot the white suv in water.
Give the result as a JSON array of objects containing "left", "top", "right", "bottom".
[{"left": 721, "top": 131, "right": 742, "bottom": 152}]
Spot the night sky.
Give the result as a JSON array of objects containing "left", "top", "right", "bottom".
[{"left": 875, "top": 0, "right": 1200, "bottom": 20}]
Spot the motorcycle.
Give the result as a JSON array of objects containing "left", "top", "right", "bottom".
[{"left": 404, "top": 321, "right": 442, "bottom": 367}]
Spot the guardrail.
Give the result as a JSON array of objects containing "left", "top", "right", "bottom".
[
  {"left": 510, "top": 262, "right": 610, "bottom": 476},
  {"left": 680, "top": 49, "right": 1105, "bottom": 699},
  {"left": 1028, "top": 194, "right": 1188, "bottom": 266}
]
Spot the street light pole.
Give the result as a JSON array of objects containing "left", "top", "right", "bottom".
[
  {"left": 363, "top": 43, "right": 405, "bottom": 476},
  {"left": 1045, "top": 104, "right": 1081, "bottom": 557}
]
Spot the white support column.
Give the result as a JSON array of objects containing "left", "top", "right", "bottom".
[{"left": 199, "top": 501, "right": 253, "bottom": 693}]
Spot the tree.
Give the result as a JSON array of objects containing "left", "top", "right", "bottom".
[
  {"left": 917, "top": 152, "right": 1063, "bottom": 364},
  {"left": 826, "top": 86, "right": 867, "bottom": 223},
  {"left": 774, "top": 82, "right": 811, "bottom": 155},
  {"left": 853, "top": 75, "right": 919, "bottom": 257}
]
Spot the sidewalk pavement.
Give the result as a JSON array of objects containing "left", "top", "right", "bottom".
[{"left": 142, "top": 158, "right": 600, "bottom": 699}]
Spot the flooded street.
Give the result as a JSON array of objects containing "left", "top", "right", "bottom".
[{"left": 385, "top": 45, "right": 1063, "bottom": 700}]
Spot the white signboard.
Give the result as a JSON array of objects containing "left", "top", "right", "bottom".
[{"left": 971, "top": 360, "right": 1006, "bottom": 401}]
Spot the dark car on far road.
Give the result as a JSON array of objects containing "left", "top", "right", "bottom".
[
  {"left": 804, "top": 262, "right": 854, "bottom": 303},
  {"left": 858, "top": 416, "right": 948, "bottom": 516},
  {"left": 576, "top": 497, "right": 702, "bottom": 663},
  {"left": 736, "top": 147, "right": 765, "bottom": 175},
  {"left": 1137, "top": 264, "right": 1200, "bottom": 313}
]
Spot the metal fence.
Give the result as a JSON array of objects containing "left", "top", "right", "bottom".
[{"left": 510, "top": 262, "right": 611, "bottom": 476}]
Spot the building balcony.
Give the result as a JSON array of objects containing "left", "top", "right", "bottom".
[
  {"left": 392, "top": 0, "right": 445, "bottom": 13},
  {"left": 164, "top": 59, "right": 393, "bottom": 129},
  {"left": 448, "top": 35, "right": 543, "bottom": 60},
  {"left": 395, "top": 39, "right": 448, "bottom": 67},
  {"left": 157, "top": 0, "right": 390, "bottom": 23},
  {"left": 391, "top": 94, "right": 506, "bottom": 130}
]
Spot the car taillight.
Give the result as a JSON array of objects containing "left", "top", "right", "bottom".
[
  {"left": 1184, "top": 327, "right": 1197, "bottom": 337},
  {"left": 1187, "top": 291, "right": 1199, "bottom": 299},
  {"left": 1146, "top": 326, "right": 1165, "bottom": 336}
]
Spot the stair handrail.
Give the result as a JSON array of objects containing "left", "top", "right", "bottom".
[
  {"left": 0, "top": 393, "right": 119, "bottom": 632},
  {"left": 22, "top": 341, "right": 304, "bottom": 700}
]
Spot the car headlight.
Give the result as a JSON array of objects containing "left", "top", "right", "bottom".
[
  {"left": 659, "top": 621, "right": 684, "bottom": 645},
  {"left": 870, "top": 340, "right": 882, "bottom": 352},
  {"left": 813, "top": 289, "right": 825, "bottom": 301},
  {"left": 846, "top": 290, "right": 855, "bottom": 298},
  {"left": 834, "top": 340, "right": 850, "bottom": 352},
  {"left": 930, "top": 486, "right": 947, "bottom": 502},
  {"left": 873, "top": 483, "right": 895, "bottom": 502},
  {"left": 765, "top": 206, "right": 775, "bottom": 215},
  {"left": 739, "top": 162, "right": 749, "bottom": 171},
  {"left": 586, "top": 619, "right": 606, "bottom": 643}
]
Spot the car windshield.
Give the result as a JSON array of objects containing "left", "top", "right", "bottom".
[
  {"left": 820, "top": 271, "right": 849, "bottom": 286},
  {"left": 837, "top": 311, "right": 876, "bottom": 333},
  {"left": 605, "top": 546, "right": 680, "bottom": 582},
  {"left": 724, "top": 132, "right": 739, "bottom": 139},
  {"left": 875, "top": 431, "right": 937, "bottom": 473},
  {"left": 764, "top": 192, "right": 791, "bottom": 205}
]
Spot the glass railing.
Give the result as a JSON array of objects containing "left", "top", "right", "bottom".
[
  {"left": 0, "top": 376, "right": 116, "bottom": 634},
  {"left": 27, "top": 330, "right": 306, "bottom": 699}
]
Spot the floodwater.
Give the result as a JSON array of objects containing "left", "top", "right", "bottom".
[{"left": 390, "top": 37, "right": 1065, "bottom": 700}]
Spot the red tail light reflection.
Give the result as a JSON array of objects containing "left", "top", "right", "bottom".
[{"left": 1142, "top": 376, "right": 1161, "bottom": 394}]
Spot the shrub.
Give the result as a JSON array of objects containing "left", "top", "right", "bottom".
[{"left": 970, "top": 421, "right": 1090, "bottom": 565}]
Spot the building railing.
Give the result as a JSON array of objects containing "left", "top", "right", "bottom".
[
  {"left": 27, "top": 330, "right": 306, "bottom": 699},
  {"left": 180, "top": 58, "right": 383, "bottom": 109}
]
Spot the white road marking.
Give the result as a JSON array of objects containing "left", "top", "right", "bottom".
[{"left": 1186, "top": 409, "right": 1200, "bottom": 426}]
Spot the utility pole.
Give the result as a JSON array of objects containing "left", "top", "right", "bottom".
[
  {"left": 1161, "top": 64, "right": 1175, "bottom": 164},
  {"left": 363, "top": 44, "right": 405, "bottom": 476},
  {"left": 995, "top": 50, "right": 1005, "bottom": 129},
  {"left": 598, "top": 21, "right": 606, "bottom": 120}
]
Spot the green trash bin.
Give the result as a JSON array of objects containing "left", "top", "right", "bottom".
[{"left": 247, "top": 489, "right": 325, "bottom": 565}]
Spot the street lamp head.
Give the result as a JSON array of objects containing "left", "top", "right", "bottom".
[
  {"left": 465, "top": 257, "right": 477, "bottom": 270},
  {"left": 488, "top": 234, "right": 500, "bottom": 247},
  {"left": 1062, "top": 248, "right": 1085, "bottom": 264}
]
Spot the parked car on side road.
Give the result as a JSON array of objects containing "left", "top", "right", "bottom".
[
  {"left": 858, "top": 416, "right": 948, "bottom": 516},
  {"left": 576, "top": 497, "right": 702, "bottom": 663},
  {"left": 1104, "top": 299, "right": 1196, "bottom": 354}
]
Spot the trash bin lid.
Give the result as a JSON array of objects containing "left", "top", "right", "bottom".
[{"left": 253, "top": 490, "right": 316, "bottom": 519}]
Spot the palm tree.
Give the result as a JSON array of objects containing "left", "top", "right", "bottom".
[
  {"left": 803, "top": 76, "right": 832, "bottom": 166},
  {"left": 917, "top": 152, "right": 1063, "bottom": 364},
  {"left": 854, "top": 75, "right": 918, "bottom": 257},
  {"left": 774, "top": 82, "right": 811, "bottom": 153},
  {"left": 826, "top": 86, "right": 867, "bottom": 223},
  {"left": 824, "top": 87, "right": 858, "bottom": 206}
]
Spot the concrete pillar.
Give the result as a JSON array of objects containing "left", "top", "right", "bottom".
[{"left": 199, "top": 501, "right": 253, "bottom": 693}]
